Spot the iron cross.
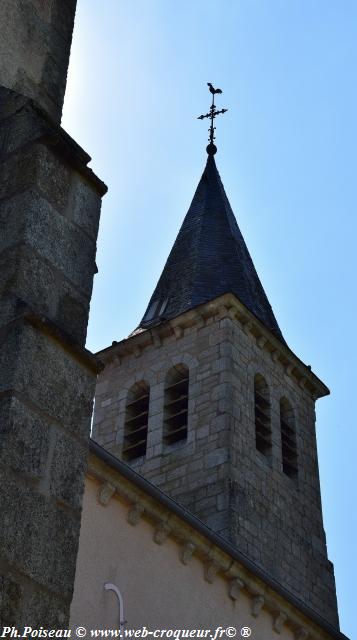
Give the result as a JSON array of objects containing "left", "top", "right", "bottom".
[{"left": 197, "top": 83, "right": 228, "bottom": 154}]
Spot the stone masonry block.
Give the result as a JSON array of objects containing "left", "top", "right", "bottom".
[
  {"left": 0, "top": 321, "right": 95, "bottom": 440},
  {"left": 0, "top": 574, "right": 23, "bottom": 626},
  {"left": 0, "top": 1, "right": 76, "bottom": 121},
  {"left": 50, "top": 433, "right": 88, "bottom": 510},
  {"left": 0, "top": 394, "right": 49, "bottom": 480},
  {"left": 0, "top": 244, "right": 89, "bottom": 342},
  {"left": 0, "top": 137, "right": 102, "bottom": 239},
  {"left": 204, "top": 448, "right": 229, "bottom": 469},
  {"left": 19, "top": 586, "right": 69, "bottom": 629},
  {"left": 0, "top": 574, "right": 69, "bottom": 628},
  {"left": 0, "top": 189, "right": 96, "bottom": 295},
  {"left": 0, "top": 469, "right": 80, "bottom": 597}
]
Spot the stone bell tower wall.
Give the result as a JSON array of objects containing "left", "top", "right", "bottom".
[
  {"left": 226, "top": 313, "right": 337, "bottom": 626},
  {"left": 93, "top": 307, "right": 233, "bottom": 523},
  {"left": 93, "top": 296, "right": 339, "bottom": 628}
]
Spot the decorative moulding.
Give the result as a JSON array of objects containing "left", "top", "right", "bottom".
[
  {"left": 127, "top": 502, "right": 145, "bottom": 526},
  {"left": 98, "top": 482, "right": 116, "bottom": 506},
  {"left": 96, "top": 292, "right": 328, "bottom": 400},
  {"left": 180, "top": 542, "right": 196, "bottom": 565}
]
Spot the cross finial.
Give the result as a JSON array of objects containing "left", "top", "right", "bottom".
[{"left": 197, "top": 83, "right": 228, "bottom": 155}]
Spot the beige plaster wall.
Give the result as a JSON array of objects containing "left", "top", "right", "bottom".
[{"left": 70, "top": 477, "right": 317, "bottom": 639}]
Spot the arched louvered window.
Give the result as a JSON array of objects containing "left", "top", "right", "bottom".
[
  {"left": 122, "top": 381, "right": 150, "bottom": 461},
  {"left": 280, "top": 398, "right": 298, "bottom": 477},
  {"left": 164, "top": 364, "right": 189, "bottom": 445},
  {"left": 254, "top": 374, "right": 272, "bottom": 455}
]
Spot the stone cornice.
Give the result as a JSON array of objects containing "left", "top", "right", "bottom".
[
  {"left": 97, "top": 293, "right": 329, "bottom": 400},
  {"left": 88, "top": 445, "right": 346, "bottom": 640},
  {"left": 0, "top": 307, "right": 101, "bottom": 374},
  {"left": 0, "top": 86, "right": 107, "bottom": 196}
]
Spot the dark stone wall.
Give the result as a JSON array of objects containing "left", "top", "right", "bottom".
[
  {"left": 0, "top": 87, "right": 106, "bottom": 625},
  {"left": 0, "top": 0, "right": 77, "bottom": 122}
]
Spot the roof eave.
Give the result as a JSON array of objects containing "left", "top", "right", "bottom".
[{"left": 96, "top": 292, "right": 329, "bottom": 401}]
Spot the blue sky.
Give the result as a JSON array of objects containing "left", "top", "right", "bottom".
[{"left": 63, "top": 2, "right": 356, "bottom": 636}]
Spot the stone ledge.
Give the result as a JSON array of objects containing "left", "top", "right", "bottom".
[
  {"left": 0, "top": 86, "right": 107, "bottom": 196},
  {"left": 0, "top": 307, "right": 101, "bottom": 374},
  {"left": 97, "top": 293, "right": 329, "bottom": 401}
]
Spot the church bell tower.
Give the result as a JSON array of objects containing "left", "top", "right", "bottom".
[{"left": 93, "top": 86, "right": 339, "bottom": 629}]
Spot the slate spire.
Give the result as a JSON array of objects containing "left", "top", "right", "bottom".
[{"left": 140, "top": 154, "right": 284, "bottom": 342}]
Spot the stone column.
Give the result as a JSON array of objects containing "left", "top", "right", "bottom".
[{"left": 0, "top": 1, "right": 107, "bottom": 627}]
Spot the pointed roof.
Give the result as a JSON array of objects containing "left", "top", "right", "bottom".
[{"left": 140, "top": 154, "right": 284, "bottom": 342}]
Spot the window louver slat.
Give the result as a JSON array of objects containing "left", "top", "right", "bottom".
[
  {"left": 280, "top": 398, "right": 298, "bottom": 478},
  {"left": 254, "top": 374, "right": 272, "bottom": 456},
  {"left": 164, "top": 365, "right": 189, "bottom": 445},
  {"left": 123, "top": 383, "right": 149, "bottom": 461}
]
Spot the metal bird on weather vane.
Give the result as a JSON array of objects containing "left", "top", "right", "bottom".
[
  {"left": 207, "top": 82, "right": 222, "bottom": 95},
  {"left": 197, "top": 83, "right": 227, "bottom": 155}
]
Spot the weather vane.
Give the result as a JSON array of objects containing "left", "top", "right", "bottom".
[{"left": 197, "top": 83, "right": 228, "bottom": 155}]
